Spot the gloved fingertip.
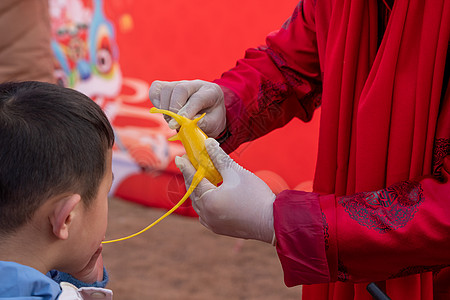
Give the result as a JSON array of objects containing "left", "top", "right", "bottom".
[
  {"left": 168, "top": 119, "right": 180, "bottom": 130},
  {"left": 205, "top": 138, "right": 219, "bottom": 150},
  {"left": 148, "top": 87, "right": 153, "bottom": 98},
  {"left": 174, "top": 156, "right": 185, "bottom": 171},
  {"left": 149, "top": 81, "right": 162, "bottom": 100}
]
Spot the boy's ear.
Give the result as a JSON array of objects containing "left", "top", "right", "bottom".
[{"left": 49, "top": 194, "right": 81, "bottom": 240}]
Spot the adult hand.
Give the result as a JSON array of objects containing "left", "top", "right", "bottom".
[
  {"left": 175, "top": 138, "right": 276, "bottom": 243},
  {"left": 149, "top": 80, "right": 226, "bottom": 138}
]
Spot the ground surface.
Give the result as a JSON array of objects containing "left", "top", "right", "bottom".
[{"left": 102, "top": 197, "right": 302, "bottom": 299}]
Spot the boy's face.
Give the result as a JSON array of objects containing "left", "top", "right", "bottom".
[{"left": 70, "top": 150, "right": 113, "bottom": 274}]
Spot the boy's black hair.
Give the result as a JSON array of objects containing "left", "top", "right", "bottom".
[{"left": 0, "top": 81, "right": 115, "bottom": 235}]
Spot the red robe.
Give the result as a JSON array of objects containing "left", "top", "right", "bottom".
[{"left": 214, "top": 0, "right": 450, "bottom": 299}]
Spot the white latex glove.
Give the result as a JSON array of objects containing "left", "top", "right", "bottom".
[
  {"left": 149, "top": 80, "right": 226, "bottom": 138},
  {"left": 175, "top": 138, "right": 276, "bottom": 243}
]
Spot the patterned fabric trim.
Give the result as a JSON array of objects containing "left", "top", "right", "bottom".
[
  {"left": 322, "top": 212, "right": 329, "bottom": 251},
  {"left": 281, "top": 1, "right": 301, "bottom": 30},
  {"left": 338, "top": 181, "right": 424, "bottom": 233},
  {"left": 389, "top": 264, "right": 450, "bottom": 279},
  {"left": 337, "top": 259, "right": 349, "bottom": 282},
  {"left": 432, "top": 138, "right": 450, "bottom": 180}
]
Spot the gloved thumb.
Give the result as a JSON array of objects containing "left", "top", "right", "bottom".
[{"left": 204, "top": 138, "right": 236, "bottom": 173}]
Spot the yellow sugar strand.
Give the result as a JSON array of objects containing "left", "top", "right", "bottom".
[
  {"left": 102, "top": 167, "right": 205, "bottom": 244},
  {"left": 102, "top": 107, "right": 221, "bottom": 244}
]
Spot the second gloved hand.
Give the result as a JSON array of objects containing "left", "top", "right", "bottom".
[{"left": 175, "top": 138, "right": 276, "bottom": 243}]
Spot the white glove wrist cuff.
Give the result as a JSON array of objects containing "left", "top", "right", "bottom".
[{"left": 271, "top": 232, "right": 277, "bottom": 247}]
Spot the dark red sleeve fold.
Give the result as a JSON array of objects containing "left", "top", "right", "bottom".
[{"left": 273, "top": 190, "right": 330, "bottom": 286}]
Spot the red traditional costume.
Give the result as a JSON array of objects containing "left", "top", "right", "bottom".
[{"left": 214, "top": 0, "right": 450, "bottom": 299}]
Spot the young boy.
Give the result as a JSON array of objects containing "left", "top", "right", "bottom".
[{"left": 0, "top": 81, "right": 115, "bottom": 299}]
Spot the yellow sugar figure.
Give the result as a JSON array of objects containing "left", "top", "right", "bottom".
[
  {"left": 102, "top": 107, "right": 222, "bottom": 244},
  {"left": 151, "top": 107, "right": 222, "bottom": 186}
]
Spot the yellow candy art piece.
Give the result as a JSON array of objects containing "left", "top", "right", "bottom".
[{"left": 102, "top": 107, "right": 222, "bottom": 244}]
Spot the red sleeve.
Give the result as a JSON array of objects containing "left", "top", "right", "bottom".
[
  {"left": 273, "top": 190, "right": 330, "bottom": 287},
  {"left": 273, "top": 156, "right": 450, "bottom": 286},
  {"left": 214, "top": 0, "right": 322, "bottom": 154}
]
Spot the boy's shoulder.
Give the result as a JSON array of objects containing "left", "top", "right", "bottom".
[
  {"left": 0, "top": 261, "right": 113, "bottom": 300},
  {"left": 0, "top": 261, "right": 60, "bottom": 299}
]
